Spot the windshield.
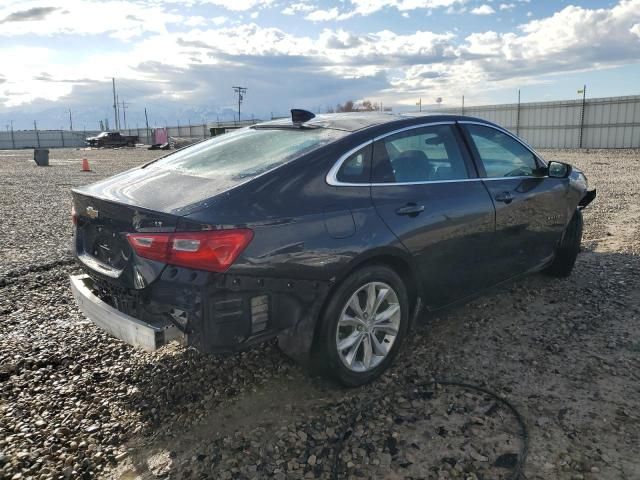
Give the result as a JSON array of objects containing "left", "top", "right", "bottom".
[{"left": 148, "top": 127, "right": 347, "bottom": 180}]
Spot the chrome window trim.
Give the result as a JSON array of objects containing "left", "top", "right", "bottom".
[
  {"left": 325, "top": 120, "right": 549, "bottom": 187},
  {"left": 458, "top": 120, "right": 547, "bottom": 167},
  {"left": 325, "top": 140, "right": 373, "bottom": 187},
  {"left": 371, "top": 121, "right": 456, "bottom": 142}
]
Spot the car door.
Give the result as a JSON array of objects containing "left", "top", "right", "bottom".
[
  {"left": 460, "top": 122, "right": 570, "bottom": 280},
  {"left": 370, "top": 123, "right": 496, "bottom": 309}
]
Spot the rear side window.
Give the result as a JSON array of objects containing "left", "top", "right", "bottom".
[
  {"left": 465, "top": 124, "right": 538, "bottom": 178},
  {"left": 371, "top": 124, "right": 470, "bottom": 183},
  {"left": 150, "top": 127, "right": 347, "bottom": 180},
  {"left": 336, "top": 145, "right": 371, "bottom": 183}
]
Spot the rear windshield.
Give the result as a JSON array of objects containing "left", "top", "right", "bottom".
[{"left": 149, "top": 127, "right": 347, "bottom": 180}]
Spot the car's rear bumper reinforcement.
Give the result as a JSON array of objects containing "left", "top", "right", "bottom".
[{"left": 70, "top": 274, "right": 185, "bottom": 351}]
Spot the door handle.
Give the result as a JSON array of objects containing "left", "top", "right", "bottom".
[
  {"left": 495, "top": 192, "right": 513, "bottom": 204},
  {"left": 396, "top": 203, "right": 425, "bottom": 216}
]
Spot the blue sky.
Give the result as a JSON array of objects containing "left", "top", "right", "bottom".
[{"left": 0, "top": 0, "right": 639, "bottom": 130}]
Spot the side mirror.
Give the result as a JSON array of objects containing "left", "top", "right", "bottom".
[{"left": 548, "top": 161, "right": 571, "bottom": 178}]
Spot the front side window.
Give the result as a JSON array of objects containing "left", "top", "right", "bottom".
[
  {"left": 149, "top": 126, "right": 347, "bottom": 180},
  {"left": 465, "top": 124, "right": 538, "bottom": 178},
  {"left": 371, "top": 124, "right": 470, "bottom": 183}
]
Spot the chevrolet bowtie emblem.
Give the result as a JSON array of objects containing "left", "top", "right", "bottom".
[{"left": 86, "top": 206, "right": 99, "bottom": 219}]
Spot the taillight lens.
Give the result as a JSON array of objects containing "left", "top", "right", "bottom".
[{"left": 126, "top": 229, "right": 253, "bottom": 273}]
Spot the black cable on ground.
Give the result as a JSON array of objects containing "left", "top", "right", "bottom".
[{"left": 331, "top": 379, "right": 529, "bottom": 480}]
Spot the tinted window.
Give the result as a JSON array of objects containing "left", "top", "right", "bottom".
[
  {"left": 336, "top": 145, "right": 371, "bottom": 183},
  {"left": 150, "top": 127, "right": 347, "bottom": 180},
  {"left": 371, "top": 124, "right": 469, "bottom": 183},
  {"left": 466, "top": 124, "right": 538, "bottom": 178}
]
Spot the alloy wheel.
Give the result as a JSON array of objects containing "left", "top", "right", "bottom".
[{"left": 335, "top": 281, "right": 401, "bottom": 373}]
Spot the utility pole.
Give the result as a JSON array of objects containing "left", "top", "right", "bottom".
[
  {"left": 516, "top": 89, "right": 521, "bottom": 136},
  {"left": 116, "top": 94, "right": 120, "bottom": 130},
  {"left": 121, "top": 100, "right": 129, "bottom": 130},
  {"left": 578, "top": 84, "right": 587, "bottom": 148},
  {"left": 462, "top": 95, "right": 465, "bottom": 115},
  {"left": 417, "top": 98, "right": 422, "bottom": 112},
  {"left": 68, "top": 109, "right": 73, "bottom": 131},
  {"left": 34, "top": 120, "right": 40, "bottom": 148},
  {"left": 232, "top": 86, "right": 247, "bottom": 123},
  {"left": 112, "top": 78, "right": 118, "bottom": 131},
  {"left": 144, "top": 107, "right": 150, "bottom": 144},
  {"left": 10, "top": 120, "right": 15, "bottom": 149}
]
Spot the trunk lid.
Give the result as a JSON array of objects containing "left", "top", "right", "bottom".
[
  {"left": 72, "top": 192, "right": 180, "bottom": 289},
  {"left": 72, "top": 166, "right": 234, "bottom": 216}
]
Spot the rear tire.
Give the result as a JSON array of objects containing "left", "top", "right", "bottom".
[
  {"left": 544, "top": 209, "right": 583, "bottom": 277},
  {"left": 316, "top": 265, "right": 409, "bottom": 387}
]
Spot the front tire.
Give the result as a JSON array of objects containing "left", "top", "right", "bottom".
[
  {"left": 317, "top": 265, "right": 409, "bottom": 387},
  {"left": 544, "top": 209, "right": 583, "bottom": 277}
]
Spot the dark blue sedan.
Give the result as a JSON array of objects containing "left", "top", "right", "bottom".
[{"left": 70, "top": 110, "right": 595, "bottom": 386}]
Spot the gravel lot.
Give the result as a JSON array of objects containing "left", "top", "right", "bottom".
[{"left": 1, "top": 147, "right": 639, "bottom": 480}]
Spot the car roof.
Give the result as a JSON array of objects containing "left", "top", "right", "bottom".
[{"left": 255, "top": 112, "right": 490, "bottom": 132}]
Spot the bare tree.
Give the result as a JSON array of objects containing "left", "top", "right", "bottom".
[
  {"left": 335, "top": 99, "right": 388, "bottom": 112},
  {"left": 336, "top": 100, "right": 356, "bottom": 112}
]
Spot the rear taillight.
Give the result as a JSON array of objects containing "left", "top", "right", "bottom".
[
  {"left": 71, "top": 205, "right": 77, "bottom": 225},
  {"left": 126, "top": 229, "right": 253, "bottom": 273}
]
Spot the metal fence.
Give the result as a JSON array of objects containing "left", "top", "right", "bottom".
[
  {"left": 0, "top": 130, "right": 100, "bottom": 149},
  {"left": 0, "top": 120, "right": 259, "bottom": 150},
  {"left": 3, "top": 96, "right": 640, "bottom": 150},
  {"left": 437, "top": 94, "right": 640, "bottom": 149},
  {"left": 119, "top": 120, "right": 259, "bottom": 145}
]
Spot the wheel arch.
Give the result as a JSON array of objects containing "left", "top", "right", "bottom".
[{"left": 310, "top": 248, "right": 423, "bottom": 353}]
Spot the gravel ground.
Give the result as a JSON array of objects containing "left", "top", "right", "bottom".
[{"left": 1, "top": 147, "right": 639, "bottom": 480}]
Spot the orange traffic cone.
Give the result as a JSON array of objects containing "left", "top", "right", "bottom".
[{"left": 81, "top": 158, "right": 91, "bottom": 172}]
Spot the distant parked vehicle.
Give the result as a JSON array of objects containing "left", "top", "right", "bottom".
[
  {"left": 86, "top": 131, "right": 138, "bottom": 148},
  {"left": 71, "top": 110, "right": 596, "bottom": 386}
]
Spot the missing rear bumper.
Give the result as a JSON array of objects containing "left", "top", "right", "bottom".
[{"left": 70, "top": 274, "right": 185, "bottom": 351}]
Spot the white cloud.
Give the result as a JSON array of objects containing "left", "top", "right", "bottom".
[
  {"left": 463, "top": 0, "right": 640, "bottom": 79},
  {"left": 632, "top": 23, "right": 640, "bottom": 37},
  {"left": 299, "top": 0, "right": 466, "bottom": 21},
  {"left": 184, "top": 15, "right": 207, "bottom": 27},
  {"left": 198, "top": 0, "right": 274, "bottom": 11},
  {"left": 212, "top": 16, "right": 228, "bottom": 25},
  {"left": 499, "top": 3, "right": 515, "bottom": 10},
  {"left": 0, "top": 0, "right": 182, "bottom": 40},
  {"left": 471, "top": 4, "right": 495, "bottom": 15},
  {"left": 305, "top": 7, "right": 342, "bottom": 21},
  {"left": 281, "top": 2, "right": 315, "bottom": 15},
  {"left": 352, "top": 0, "right": 463, "bottom": 14}
]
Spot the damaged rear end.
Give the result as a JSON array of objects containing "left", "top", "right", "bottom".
[{"left": 71, "top": 190, "right": 267, "bottom": 352}]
